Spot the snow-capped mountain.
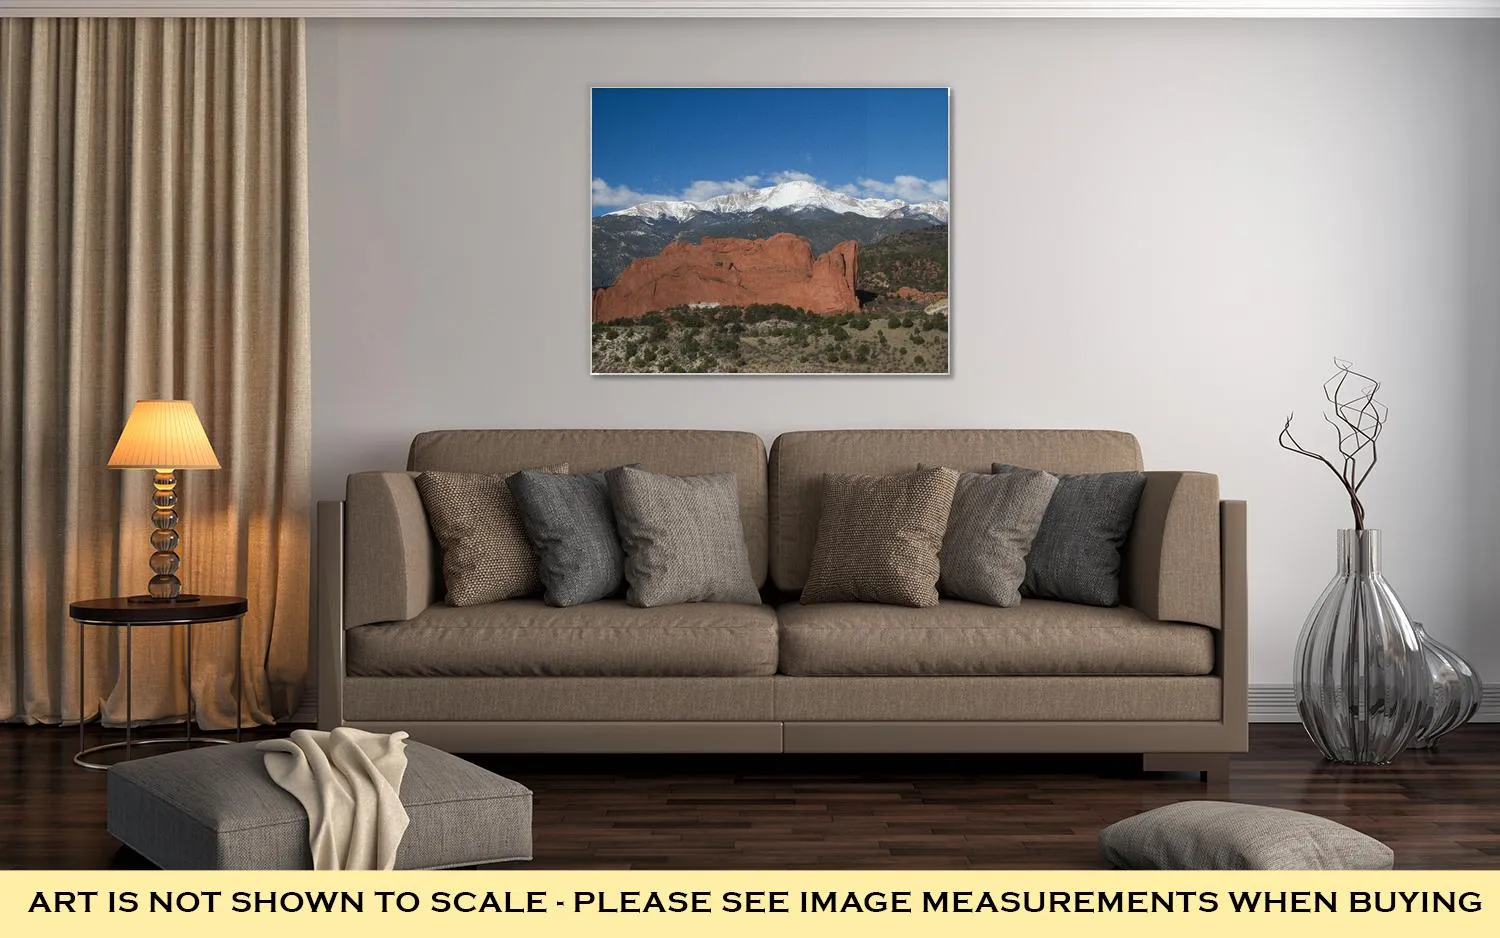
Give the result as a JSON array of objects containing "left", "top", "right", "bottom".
[{"left": 608, "top": 179, "right": 949, "bottom": 225}]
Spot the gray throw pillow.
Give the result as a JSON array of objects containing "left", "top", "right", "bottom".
[
  {"left": 939, "top": 468, "right": 1059, "bottom": 607},
  {"left": 992, "top": 462, "right": 1145, "bottom": 607},
  {"left": 1099, "top": 801, "right": 1395, "bottom": 870},
  {"left": 416, "top": 465, "right": 566, "bottom": 607},
  {"left": 605, "top": 466, "right": 761, "bottom": 608},
  {"left": 801, "top": 466, "right": 961, "bottom": 608},
  {"left": 507, "top": 468, "right": 625, "bottom": 607}
]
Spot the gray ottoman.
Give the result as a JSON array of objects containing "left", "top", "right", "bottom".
[{"left": 107, "top": 740, "right": 532, "bottom": 869}]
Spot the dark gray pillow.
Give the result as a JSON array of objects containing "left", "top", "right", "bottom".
[
  {"left": 1099, "top": 801, "right": 1395, "bottom": 870},
  {"left": 605, "top": 466, "right": 761, "bottom": 608},
  {"left": 415, "top": 465, "right": 565, "bottom": 606},
  {"left": 992, "top": 462, "right": 1145, "bottom": 607},
  {"left": 801, "top": 467, "right": 961, "bottom": 608},
  {"left": 939, "top": 468, "right": 1059, "bottom": 607},
  {"left": 507, "top": 468, "right": 624, "bottom": 607}
]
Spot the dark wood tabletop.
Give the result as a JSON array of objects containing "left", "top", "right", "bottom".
[{"left": 68, "top": 595, "right": 248, "bottom": 624}]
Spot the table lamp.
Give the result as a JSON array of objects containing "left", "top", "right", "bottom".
[{"left": 107, "top": 400, "right": 221, "bottom": 603}]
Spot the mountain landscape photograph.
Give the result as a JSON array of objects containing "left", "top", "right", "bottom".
[{"left": 591, "top": 87, "right": 950, "bottom": 375}]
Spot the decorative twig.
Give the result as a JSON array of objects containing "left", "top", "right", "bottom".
[{"left": 1278, "top": 358, "right": 1386, "bottom": 531}]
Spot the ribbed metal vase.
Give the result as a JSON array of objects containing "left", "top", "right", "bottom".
[
  {"left": 1293, "top": 529, "right": 1427, "bottom": 764},
  {"left": 1407, "top": 622, "right": 1483, "bottom": 749}
]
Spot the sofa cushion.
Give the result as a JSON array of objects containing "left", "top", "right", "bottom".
[
  {"left": 415, "top": 466, "right": 564, "bottom": 606},
  {"left": 939, "top": 468, "right": 1058, "bottom": 607},
  {"left": 776, "top": 599, "right": 1215, "bottom": 676},
  {"left": 347, "top": 599, "right": 778, "bottom": 677},
  {"left": 408, "top": 429, "right": 769, "bottom": 586},
  {"left": 606, "top": 466, "right": 761, "bottom": 607},
  {"left": 800, "top": 467, "right": 960, "bottom": 608},
  {"left": 769, "top": 430, "right": 1143, "bottom": 591},
  {"left": 993, "top": 463, "right": 1146, "bottom": 607},
  {"left": 508, "top": 468, "right": 625, "bottom": 607}
]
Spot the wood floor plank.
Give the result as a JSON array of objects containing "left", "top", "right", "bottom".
[{"left": 1, "top": 723, "right": 1496, "bottom": 869}]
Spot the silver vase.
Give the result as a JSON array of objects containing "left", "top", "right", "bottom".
[
  {"left": 1407, "top": 622, "right": 1483, "bottom": 749},
  {"left": 1293, "top": 528, "right": 1427, "bottom": 764}
]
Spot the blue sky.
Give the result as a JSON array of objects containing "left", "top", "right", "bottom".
[{"left": 591, "top": 87, "right": 949, "bottom": 216}]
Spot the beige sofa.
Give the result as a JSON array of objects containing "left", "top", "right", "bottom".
[{"left": 317, "top": 429, "right": 1246, "bottom": 780}]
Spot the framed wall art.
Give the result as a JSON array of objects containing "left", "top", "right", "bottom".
[{"left": 591, "top": 86, "right": 950, "bottom": 375}]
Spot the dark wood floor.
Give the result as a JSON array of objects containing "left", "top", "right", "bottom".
[{"left": 2, "top": 723, "right": 1497, "bottom": 869}]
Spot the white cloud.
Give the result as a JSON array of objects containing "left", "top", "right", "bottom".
[
  {"left": 851, "top": 175, "right": 949, "bottom": 203},
  {"left": 593, "top": 171, "right": 950, "bottom": 211},
  {"left": 591, "top": 178, "right": 675, "bottom": 209}
]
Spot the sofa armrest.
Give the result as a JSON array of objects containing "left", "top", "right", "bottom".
[
  {"left": 1123, "top": 471, "right": 1222, "bottom": 628},
  {"left": 344, "top": 471, "right": 438, "bottom": 627}
]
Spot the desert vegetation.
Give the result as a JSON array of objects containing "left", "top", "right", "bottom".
[{"left": 592, "top": 301, "right": 948, "bottom": 375}]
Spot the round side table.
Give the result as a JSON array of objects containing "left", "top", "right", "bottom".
[{"left": 70, "top": 595, "right": 248, "bottom": 771}]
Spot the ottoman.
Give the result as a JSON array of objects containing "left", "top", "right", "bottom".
[{"left": 107, "top": 740, "right": 532, "bottom": 869}]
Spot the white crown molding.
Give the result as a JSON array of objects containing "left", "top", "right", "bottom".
[{"left": 4, "top": 1, "right": 1499, "bottom": 18}]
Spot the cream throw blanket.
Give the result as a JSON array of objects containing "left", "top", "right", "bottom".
[{"left": 257, "top": 728, "right": 411, "bottom": 870}]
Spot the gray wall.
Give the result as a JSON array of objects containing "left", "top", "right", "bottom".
[{"left": 306, "top": 18, "right": 1500, "bottom": 684}]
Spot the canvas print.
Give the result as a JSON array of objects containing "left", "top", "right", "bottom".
[{"left": 592, "top": 87, "right": 950, "bottom": 375}]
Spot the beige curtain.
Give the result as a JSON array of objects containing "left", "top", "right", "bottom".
[{"left": 0, "top": 18, "right": 310, "bottom": 729}]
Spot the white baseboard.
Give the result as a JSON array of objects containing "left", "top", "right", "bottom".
[{"left": 1250, "top": 683, "right": 1500, "bottom": 723}]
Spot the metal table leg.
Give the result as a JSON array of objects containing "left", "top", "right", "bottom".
[{"left": 235, "top": 616, "right": 243, "bottom": 742}]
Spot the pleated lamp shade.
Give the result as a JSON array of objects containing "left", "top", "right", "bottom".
[{"left": 107, "top": 400, "right": 221, "bottom": 470}]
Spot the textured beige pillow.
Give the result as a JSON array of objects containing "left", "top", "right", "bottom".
[
  {"left": 606, "top": 466, "right": 761, "bottom": 608},
  {"left": 1099, "top": 801, "right": 1395, "bottom": 870},
  {"left": 416, "top": 465, "right": 565, "bottom": 606},
  {"left": 800, "top": 466, "right": 960, "bottom": 607}
]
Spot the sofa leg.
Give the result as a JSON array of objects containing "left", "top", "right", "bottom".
[{"left": 1142, "top": 753, "right": 1231, "bottom": 786}]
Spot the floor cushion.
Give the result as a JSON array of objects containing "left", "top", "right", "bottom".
[
  {"left": 107, "top": 739, "right": 532, "bottom": 869},
  {"left": 1099, "top": 800, "right": 1394, "bottom": 870}
]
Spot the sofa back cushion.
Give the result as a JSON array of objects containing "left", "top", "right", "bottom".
[
  {"left": 409, "top": 429, "right": 769, "bottom": 587},
  {"left": 768, "top": 429, "right": 1143, "bottom": 591}
]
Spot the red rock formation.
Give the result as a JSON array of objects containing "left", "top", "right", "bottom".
[
  {"left": 592, "top": 233, "right": 860, "bottom": 322},
  {"left": 895, "top": 286, "right": 948, "bottom": 304}
]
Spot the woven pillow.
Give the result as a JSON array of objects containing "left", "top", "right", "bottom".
[
  {"left": 1099, "top": 801, "right": 1395, "bottom": 870},
  {"left": 801, "top": 466, "right": 960, "bottom": 608},
  {"left": 605, "top": 466, "right": 761, "bottom": 608},
  {"left": 507, "top": 467, "right": 626, "bottom": 607},
  {"left": 416, "top": 465, "right": 565, "bottom": 607},
  {"left": 939, "top": 468, "right": 1059, "bottom": 607},
  {"left": 992, "top": 462, "right": 1145, "bottom": 607}
]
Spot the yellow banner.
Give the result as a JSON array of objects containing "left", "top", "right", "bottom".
[{"left": 3, "top": 871, "right": 1495, "bottom": 937}]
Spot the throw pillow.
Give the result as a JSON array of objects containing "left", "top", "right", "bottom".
[
  {"left": 939, "top": 468, "right": 1059, "bottom": 607},
  {"left": 1099, "top": 801, "right": 1395, "bottom": 870},
  {"left": 507, "top": 468, "right": 626, "bottom": 607},
  {"left": 605, "top": 466, "right": 761, "bottom": 607},
  {"left": 415, "top": 465, "right": 565, "bottom": 607},
  {"left": 992, "top": 462, "right": 1145, "bottom": 607},
  {"left": 800, "top": 466, "right": 960, "bottom": 608}
]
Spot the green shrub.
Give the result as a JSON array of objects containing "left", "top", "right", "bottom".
[
  {"left": 887, "top": 316, "right": 902, "bottom": 329},
  {"left": 830, "top": 326, "right": 850, "bottom": 342},
  {"left": 911, "top": 333, "right": 926, "bottom": 346}
]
